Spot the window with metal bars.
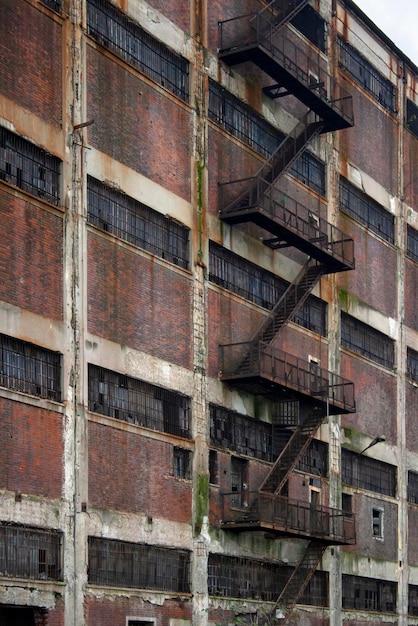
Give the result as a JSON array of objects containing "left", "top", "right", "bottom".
[
  {"left": 86, "top": 0, "right": 189, "bottom": 101},
  {"left": 0, "top": 523, "right": 63, "bottom": 581},
  {"left": 0, "top": 127, "right": 60, "bottom": 205},
  {"left": 338, "top": 38, "right": 396, "bottom": 113},
  {"left": 208, "top": 554, "right": 328, "bottom": 605},
  {"left": 342, "top": 574, "right": 396, "bottom": 613},
  {"left": 341, "top": 312, "right": 394, "bottom": 368},
  {"left": 408, "top": 471, "right": 418, "bottom": 504},
  {"left": 87, "top": 177, "right": 190, "bottom": 269},
  {"left": 40, "top": 0, "right": 61, "bottom": 11},
  {"left": 289, "top": 151, "right": 326, "bottom": 196},
  {"left": 407, "top": 348, "right": 418, "bottom": 383},
  {"left": 0, "top": 334, "right": 61, "bottom": 401},
  {"left": 407, "top": 225, "right": 418, "bottom": 262},
  {"left": 409, "top": 584, "right": 418, "bottom": 616},
  {"left": 341, "top": 449, "right": 396, "bottom": 497},
  {"left": 340, "top": 177, "right": 394, "bottom": 244},
  {"left": 209, "top": 242, "right": 327, "bottom": 335},
  {"left": 88, "top": 537, "right": 190, "bottom": 592},
  {"left": 406, "top": 99, "right": 418, "bottom": 139},
  {"left": 298, "top": 439, "right": 328, "bottom": 477},
  {"left": 290, "top": 5, "right": 327, "bottom": 52},
  {"left": 88, "top": 364, "right": 191, "bottom": 438},
  {"left": 173, "top": 447, "right": 192, "bottom": 479}
]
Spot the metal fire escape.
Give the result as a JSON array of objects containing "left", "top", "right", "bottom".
[{"left": 217, "top": 0, "right": 356, "bottom": 620}]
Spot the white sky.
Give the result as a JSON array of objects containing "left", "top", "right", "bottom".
[{"left": 353, "top": 0, "right": 418, "bottom": 66}]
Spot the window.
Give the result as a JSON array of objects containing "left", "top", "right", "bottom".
[
  {"left": 289, "top": 151, "right": 326, "bottom": 196},
  {"left": 338, "top": 38, "right": 396, "bottom": 113},
  {"left": 0, "top": 127, "right": 60, "bottom": 205},
  {"left": 407, "top": 225, "right": 418, "bottom": 262},
  {"left": 40, "top": 0, "right": 61, "bottom": 10},
  {"left": 372, "top": 508, "right": 383, "bottom": 538},
  {"left": 87, "top": 0, "right": 189, "bottom": 101},
  {"left": 298, "top": 439, "right": 328, "bottom": 477},
  {"left": 340, "top": 177, "right": 394, "bottom": 244},
  {"left": 342, "top": 493, "right": 353, "bottom": 514},
  {"left": 88, "top": 537, "right": 190, "bottom": 592},
  {"left": 0, "top": 334, "right": 61, "bottom": 401},
  {"left": 341, "top": 312, "right": 395, "bottom": 368},
  {"left": 173, "top": 447, "right": 192, "bottom": 479},
  {"left": 88, "top": 365, "right": 191, "bottom": 438},
  {"left": 0, "top": 523, "right": 62, "bottom": 581},
  {"left": 127, "top": 621, "right": 155, "bottom": 626},
  {"left": 407, "top": 348, "right": 418, "bottom": 383},
  {"left": 209, "top": 450, "right": 218, "bottom": 485},
  {"left": 408, "top": 471, "right": 418, "bottom": 504},
  {"left": 342, "top": 575, "right": 396, "bottom": 612},
  {"left": 88, "top": 177, "right": 190, "bottom": 269},
  {"left": 406, "top": 99, "right": 418, "bottom": 139},
  {"left": 209, "top": 242, "right": 327, "bottom": 335},
  {"left": 290, "top": 5, "right": 326, "bottom": 52},
  {"left": 409, "top": 584, "right": 418, "bottom": 616},
  {"left": 342, "top": 449, "right": 396, "bottom": 497}
]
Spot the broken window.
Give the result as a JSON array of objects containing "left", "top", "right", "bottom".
[
  {"left": 88, "top": 177, "right": 190, "bottom": 269},
  {"left": 88, "top": 365, "right": 191, "bottom": 438},
  {"left": 0, "top": 127, "right": 60, "bottom": 205},
  {"left": 340, "top": 177, "right": 395, "bottom": 244},
  {"left": 0, "top": 523, "right": 62, "bottom": 581},
  {"left": 372, "top": 508, "right": 384, "bottom": 538},
  {"left": 0, "top": 334, "right": 61, "bottom": 401},
  {"left": 341, "top": 312, "right": 395, "bottom": 368},
  {"left": 173, "top": 447, "right": 192, "bottom": 479},
  {"left": 342, "top": 574, "right": 396, "bottom": 613},
  {"left": 298, "top": 439, "right": 328, "bottom": 477},
  {"left": 406, "top": 99, "right": 418, "bottom": 139},
  {"left": 291, "top": 4, "right": 326, "bottom": 52},
  {"left": 209, "top": 450, "right": 219, "bottom": 485},
  {"left": 338, "top": 38, "right": 396, "bottom": 113},
  {"left": 88, "top": 537, "right": 190, "bottom": 592},
  {"left": 342, "top": 449, "right": 396, "bottom": 497},
  {"left": 87, "top": 0, "right": 189, "bottom": 101}
]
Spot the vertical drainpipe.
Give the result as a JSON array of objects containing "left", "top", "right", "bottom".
[{"left": 191, "top": 1, "right": 210, "bottom": 626}]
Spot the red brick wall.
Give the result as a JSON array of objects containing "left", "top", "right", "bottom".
[
  {"left": 0, "top": 190, "right": 63, "bottom": 320},
  {"left": 0, "top": 398, "right": 63, "bottom": 498},
  {"left": 143, "top": 0, "right": 190, "bottom": 32},
  {"left": 87, "top": 232, "right": 193, "bottom": 368},
  {"left": 405, "top": 259, "right": 418, "bottom": 331},
  {"left": 0, "top": 0, "right": 62, "bottom": 125},
  {"left": 87, "top": 46, "right": 192, "bottom": 201},
  {"left": 338, "top": 214, "right": 397, "bottom": 318},
  {"left": 88, "top": 421, "right": 192, "bottom": 522},
  {"left": 85, "top": 595, "right": 192, "bottom": 626}
]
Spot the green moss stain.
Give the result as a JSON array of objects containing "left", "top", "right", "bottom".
[{"left": 194, "top": 472, "right": 209, "bottom": 535}]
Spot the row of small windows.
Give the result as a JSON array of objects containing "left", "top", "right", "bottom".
[
  {"left": 87, "top": 177, "right": 190, "bottom": 269},
  {"left": 338, "top": 38, "right": 396, "bottom": 113},
  {"left": 342, "top": 449, "right": 396, "bottom": 497},
  {"left": 209, "top": 242, "right": 327, "bottom": 336},
  {"left": 86, "top": 0, "right": 189, "bottom": 102},
  {"left": 341, "top": 312, "right": 395, "bottom": 369},
  {"left": 342, "top": 574, "right": 396, "bottom": 613}
]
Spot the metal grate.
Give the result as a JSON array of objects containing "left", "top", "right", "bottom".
[
  {"left": 0, "top": 523, "right": 63, "bottom": 581},
  {"left": 342, "top": 449, "right": 396, "bottom": 497},
  {"left": 340, "top": 177, "right": 394, "bottom": 244},
  {"left": 338, "top": 38, "right": 396, "bottom": 113},
  {"left": 40, "top": 0, "right": 61, "bottom": 11},
  {"left": 342, "top": 574, "right": 397, "bottom": 613},
  {"left": 88, "top": 537, "right": 190, "bottom": 593},
  {"left": 209, "top": 242, "right": 327, "bottom": 336},
  {"left": 407, "top": 225, "right": 418, "bottom": 263},
  {"left": 341, "top": 312, "right": 394, "bottom": 368},
  {"left": 88, "top": 365, "right": 191, "bottom": 438},
  {"left": 407, "top": 347, "right": 418, "bottom": 383},
  {"left": 88, "top": 177, "right": 190, "bottom": 269},
  {"left": 87, "top": 0, "right": 189, "bottom": 101},
  {"left": 0, "top": 127, "right": 60, "bottom": 205},
  {"left": 0, "top": 334, "right": 61, "bottom": 401}
]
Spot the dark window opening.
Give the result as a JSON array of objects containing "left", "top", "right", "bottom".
[
  {"left": 88, "top": 177, "right": 190, "bottom": 269},
  {"left": 342, "top": 493, "right": 353, "bottom": 514},
  {"left": 87, "top": 0, "right": 189, "bottom": 101},
  {"left": 340, "top": 177, "right": 394, "bottom": 244},
  {"left": 289, "top": 151, "right": 326, "bottom": 196},
  {"left": 88, "top": 364, "right": 191, "bottom": 438},
  {"left": 231, "top": 457, "right": 249, "bottom": 508},
  {"left": 342, "top": 574, "right": 396, "bottom": 613},
  {"left": 40, "top": 0, "right": 61, "bottom": 11},
  {"left": 406, "top": 99, "right": 418, "bottom": 139},
  {"left": 298, "top": 439, "right": 328, "bottom": 477},
  {"left": 341, "top": 312, "right": 395, "bottom": 368},
  {"left": 409, "top": 584, "right": 418, "bottom": 616},
  {"left": 408, "top": 471, "right": 418, "bottom": 504},
  {"left": 338, "top": 38, "right": 396, "bottom": 113},
  {"left": 372, "top": 508, "right": 383, "bottom": 538},
  {"left": 173, "top": 447, "right": 192, "bottom": 479},
  {"left": 209, "top": 242, "right": 327, "bottom": 336},
  {"left": 0, "top": 334, "right": 61, "bottom": 401},
  {"left": 0, "top": 524, "right": 63, "bottom": 581},
  {"left": 407, "top": 225, "right": 418, "bottom": 263},
  {"left": 342, "top": 449, "right": 396, "bottom": 497},
  {"left": 407, "top": 348, "right": 418, "bottom": 383},
  {"left": 291, "top": 5, "right": 326, "bottom": 52},
  {"left": 209, "top": 450, "right": 219, "bottom": 485},
  {"left": 88, "top": 537, "right": 190, "bottom": 592},
  {"left": 0, "top": 127, "right": 60, "bottom": 205}
]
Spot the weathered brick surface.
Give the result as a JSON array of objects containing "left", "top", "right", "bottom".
[
  {"left": 408, "top": 505, "right": 418, "bottom": 565},
  {"left": 87, "top": 46, "right": 192, "bottom": 201},
  {"left": 0, "top": 398, "right": 63, "bottom": 498},
  {"left": 145, "top": 0, "right": 190, "bottom": 32},
  {"left": 406, "top": 383, "right": 418, "bottom": 453},
  {"left": 404, "top": 130, "right": 418, "bottom": 209},
  {"left": 88, "top": 421, "right": 192, "bottom": 522},
  {"left": 87, "top": 232, "right": 193, "bottom": 368},
  {"left": 0, "top": 190, "right": 63, "bottom": 319},
  {"left": 85, "top": 595, "right": 192, "bottom": 626},
  {"left": 0, "top": 0, "right": 62, "bottom": 125},
  {"left": 405, "top": 259, "right": 418, "bottom": 331}
]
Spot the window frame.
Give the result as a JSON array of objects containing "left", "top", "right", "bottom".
[
  {"left": 407, "top": 225, "right": 418, "bottom": 263},
  {"left": 341, "top": 312, "right": 395, "bottom": 369},
  {"left": 173, "top": 447, "right": 192, "bottom": 480},
  {"left": 342, "top": 449, "right": 396, "bottom": 497}
]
